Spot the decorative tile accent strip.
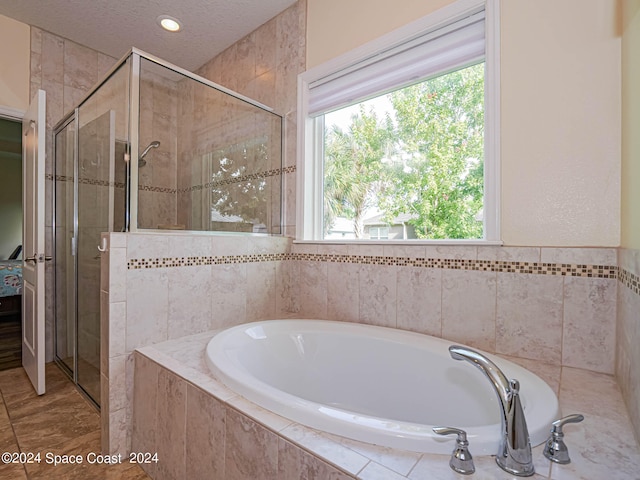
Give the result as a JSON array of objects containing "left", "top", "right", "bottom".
[
  {"left": 127, "top": 252, "right": 618, "bottom": 279},
  {"left": 52, "top": 174, "right": 125, "bottom": 189},
  {"left": 619, "top": 268, "right": 640, "bottom": 295},
  {"left": 79, "top": 178, "right": 126, "bottom": 188},
  {"left": 178, "top": 165, "right": 296, "bottom": 193},
  {"left": 138, "top": 184, "right": 177, "bottom": 194},
  {"left": 49, "top": 166, "right": 296, "bottom": 194},
  {"left": 128, "top": 253, "right": 286, "bottom": 269}
]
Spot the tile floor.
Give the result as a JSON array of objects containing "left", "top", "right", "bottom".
[{"left": 0, "top": 363, "right": 149, "bottom": 479}]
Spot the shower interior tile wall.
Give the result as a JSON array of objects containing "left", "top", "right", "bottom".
[
  {"left": 31, "top": 0, "right": 304, "bottom": 359},
  {"left": 194, "top": 0, "right": 305, "bottom": 236},
  {"left": 138, "top": 70, "right": 179, "bottom": 229}
]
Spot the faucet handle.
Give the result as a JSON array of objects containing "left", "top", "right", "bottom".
[
  {"left": 433, "top": 427, "right": 475, "bottom": 475},
  {"left": 551, "top": 414, "right": 584, "bottom": 432},
  {"left": 543, "top": 414, "right": 585, "bottom": 464}
]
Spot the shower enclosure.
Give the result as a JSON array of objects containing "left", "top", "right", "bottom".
[{"left": 53, "top": 48, "right": 283, "bottom": 406}]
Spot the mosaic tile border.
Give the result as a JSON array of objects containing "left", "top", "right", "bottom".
[
  {"left": 139, "top": 184, "right": 176, "bottom": 194},
  {"left": 128, "top": 252, "right": 618, "bottom": 279},
  {"left": 51, "top": 174, "right": 125, "bottom": 189},
  {"left": 179, "top": 165, "right": 296, "bottom": 193},
  {"left": 49, "top": 166, "right": 296, "bottom": 194},
  {"left": 80, "top": 178, "right": 125, "bottom": 188},
  {"left": 118, "top": 166, "right": 296, "bottom": 195},
  {"left": 128, "top": 253, "right": 285, "bottom": 269},
  {"left": 619, "top": 268, "right": 640, "bottom": 295}
]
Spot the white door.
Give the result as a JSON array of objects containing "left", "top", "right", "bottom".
[{"left": 22, "top": 90, "right": 46, "bottom": 395}]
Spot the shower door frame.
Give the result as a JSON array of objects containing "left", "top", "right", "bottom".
[
  {"left": 127, "top": 47, "right": 282, "bottom": 234},
  {"left": 52, "top": 49, "right": 136, "bottom": 409},
  {"left": 52, "top": 111, "right": 79, "bottom": 385},
  {"left": 51, "top": 46, "right": 284, "bottom": 409}
]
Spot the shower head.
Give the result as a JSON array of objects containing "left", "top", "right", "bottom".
[{"left": 139, "top": 141, "right": 160, "bottom": 167}]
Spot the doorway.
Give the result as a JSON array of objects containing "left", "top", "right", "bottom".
[{"left": 0, "top": 117, "right": 23, "bottom": 371}]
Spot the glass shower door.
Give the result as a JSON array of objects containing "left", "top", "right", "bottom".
[
  {"left": 76, "top": 109, "right": 116, "bottom": 404},
  {"left": 53, "top": 59, "right": 129, "bottom": 407},
  {"left": 54, "top": 118, "right": 76, "bottom": 376}
]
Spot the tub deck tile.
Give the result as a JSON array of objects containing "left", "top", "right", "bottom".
[
  {"left": 132, "top": 329, "right": 640, "bottom": 480},
  {"left": 227, "top": 395, "right": 294, "bottom": 433},
  {"left": 550, "top": 367, "right": 640, "bottom": 480},
  {"left": 136, "top": 346, "right": 237, "bottom": 402},
  {"left": 323, "top": 432, "right": 422, "bottom": 477},
  {"left": 357, "top": 461, "right": 407, "bottom": 480},
  {"left": 280, "top": 423, "right": 370, "bottom": 476},
  {"left": 278, "top": 438, "right": 354, "bottom": 480}
]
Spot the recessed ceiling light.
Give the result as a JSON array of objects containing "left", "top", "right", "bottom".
[{"left": 157, "top": 15, "right": 182, "bottom": 32}]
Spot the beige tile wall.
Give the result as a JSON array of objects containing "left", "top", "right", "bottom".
[
  {"left": 175, "top": 73, "right": 283, "bottom": 233},
  {"left": 137, "top": 68, "right": 179, "bottom": 230},
  {"left": 30, "top": 27, "right": 118, "bottom": 362},
  {"left": 101, "top": 231, "right": 293, "bottom": 454},
  {"left": 288, "top": 244, "right": 619, "bottom": 373},
  {"left": 617, "top": 247, "right": 640, "bottom": 443},
  {"left": 102, "top": 229, "right": 622, "bottom": 454},
  {"left": 132, "top": 351, "right": 352, "bottom": 480},
  {"left": 98, "top": 227, "right": 639, "bottom": 453},
  {"left": 194, "top": 0, "right": 306, "bottom": 236}
]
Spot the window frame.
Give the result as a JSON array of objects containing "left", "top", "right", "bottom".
[
  {"left": 296, "top": 0, "right": 501, "bottom": 244},
  {"left": 369, "top": 227, "right": 390, "bottom": 240}
]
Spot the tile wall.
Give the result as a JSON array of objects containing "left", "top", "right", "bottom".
[
  {"left": 31, "top": 0, "right": 305, "bottom": 361},
  {"left": 137, "top": 65, "right": 179, "bottom": 229},
  {"left": 617, "top": 247, "right": 640, "bottom": 442},
  {"left": 287, "top": 244, "right": 619, "bottom": 374},
  {"left": 100, "top": 232, "right": 292, "bottom": 454},
  {"left": 194, "top": 0, "right": 306, "bottom": 236},
  {"left": 132, "top": 351, "right": 351, "bottom": 479},
  {"left": 101, "top": 231, "right": 627, "bottom": 454},
  {"left": 175, "top": 68, "right": 283, "bottom": 234},
  {"left": 30, "top": 26, "right": 118, "bottom": 362}
]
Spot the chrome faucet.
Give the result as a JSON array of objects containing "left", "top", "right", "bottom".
[{"left": 449, "top": 345, "right": 535, "bottom": 477}]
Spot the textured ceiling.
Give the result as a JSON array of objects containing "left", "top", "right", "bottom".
[{"left": 0, "top": 0, "right": 297, "bottom": 71}]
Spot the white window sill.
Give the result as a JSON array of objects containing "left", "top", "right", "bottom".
[{"left": 293, "top": 239, "right": 503, "bottom": 246}]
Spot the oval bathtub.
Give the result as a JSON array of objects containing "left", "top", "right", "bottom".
[{"left": 205, "top": 319, "right": 559, "bottom": 454}]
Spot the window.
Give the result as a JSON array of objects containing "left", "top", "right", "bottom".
[
  {"left": 369, "top": 227, "right": 389, "bottom": 240},
  {"left": 298, "top": 0, "right": 500, "bottom": 242}
]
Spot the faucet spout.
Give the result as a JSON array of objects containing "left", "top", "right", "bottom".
[{"left": 449, "top": 345, "right": 534, "bottom": 477}]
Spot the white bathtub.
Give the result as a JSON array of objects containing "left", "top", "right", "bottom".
[{"left": 205, "top": 319, "right": 560, "bottom": 454}]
